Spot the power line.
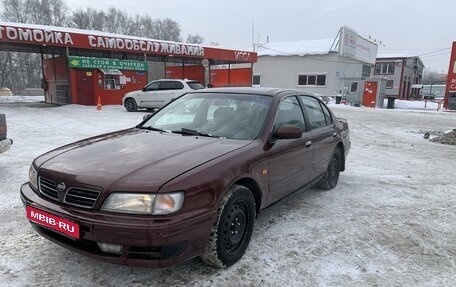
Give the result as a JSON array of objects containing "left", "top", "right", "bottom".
[{"left": 416, "top": 47, "right": 451, "bottom": 57}]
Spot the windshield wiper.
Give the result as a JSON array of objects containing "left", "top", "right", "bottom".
[
  {"left": 140, "top": 126, "right": 170, "bottom": 133},
  {"left": 171, "top": 128, "right": 221, "bottom": 138}
]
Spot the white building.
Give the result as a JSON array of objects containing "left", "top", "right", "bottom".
[
  {"left": 252, "top": 26, "right": 379, "bottom": 105},
  {"left": 374, "top": 54, "right": 424, "bottom": 99}
]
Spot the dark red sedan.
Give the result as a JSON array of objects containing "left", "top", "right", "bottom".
[{"left": 21, "top": 87, "right": 350, "bottom": 268}]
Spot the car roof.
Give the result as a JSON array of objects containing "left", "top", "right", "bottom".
[
  {"left": 153, "top": 79, "right": 200, "bottom": 83},
  {"left": 189, "top": 87, "right": 314, "bottom": 97}
]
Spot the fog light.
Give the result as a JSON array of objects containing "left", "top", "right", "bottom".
[{"left": 97, "top": 242, "right": 122, "bottom": 255}]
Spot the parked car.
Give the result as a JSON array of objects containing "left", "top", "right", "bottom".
[
  {"left": 21, "top": 87, "right": 350, "bottom": 268},
  {"left": 122, "top": 79, "right": 204, "bottom": 112},
  {"left": 0, "top": 113, "right": 13, "bottom": 154}
]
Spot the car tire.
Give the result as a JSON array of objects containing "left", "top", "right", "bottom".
[
  {"left": 318, "top": 147, "right": 341, "bottom": 190},
  {"left": 124, "top": 98, "right": 138, "bottom": 112},
  {"left": 200, "top": 185, "right": 256, "bottom": 268}
]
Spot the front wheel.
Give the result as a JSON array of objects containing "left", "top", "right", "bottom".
[
  {"left": 124, "top": 98, "right": 138, "bottom": 112},
  {"left": 201, "top": 185, "right": 256, "bottom": 268},
  {"left": 318, "top": 148, "right": 341, "bottom": 190}
]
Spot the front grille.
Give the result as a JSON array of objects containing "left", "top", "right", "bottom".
[
  {"left": 64, "top": 188, "right": 100, "bottom": 208},
  {"left": 39, "top": 177, "right": 58, "bottom": 200}
]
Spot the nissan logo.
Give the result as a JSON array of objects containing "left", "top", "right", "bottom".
[{"left": 57, "top": 182, "right": 66, "bottom": 192}]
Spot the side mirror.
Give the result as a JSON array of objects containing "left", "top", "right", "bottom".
[
  {"left": 141, "top": 87, "right": 147, "bottom": 92},
  {"left": 274, "top": 125, "right": 302, "bottom": 140}
]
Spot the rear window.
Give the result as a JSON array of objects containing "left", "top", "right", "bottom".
[{"left": 187, "top": 82, "right": 204, "bottom": 90}]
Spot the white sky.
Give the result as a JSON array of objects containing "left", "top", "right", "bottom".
[{"left": 64, "top": 0, "right": 454, "bottom": 73}]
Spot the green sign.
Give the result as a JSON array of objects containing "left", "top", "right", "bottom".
[{"left": 68, "top": 56, "right": 148, "bottom": 71}]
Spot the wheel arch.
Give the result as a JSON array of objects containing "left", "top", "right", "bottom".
[
  {"left": 232, "top": 177, "right": 262, "bottom": 216},
  {"left": 124, "top": 96, "right": 137, "bottom": 104}
]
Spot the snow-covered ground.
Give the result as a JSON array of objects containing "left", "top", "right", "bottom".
[{"left": 1, "top": 100, "right": 456, "bottom": 286}]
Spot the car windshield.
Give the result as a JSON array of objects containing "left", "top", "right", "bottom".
[
  {"left": 187, "top": 82, "right": 205, "bottom": 90},
  {"left": 140, "top": 92, "right": 272, "bottom": 140}
]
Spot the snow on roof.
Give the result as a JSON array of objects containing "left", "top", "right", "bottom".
[
  {"left": 0, "top": 21, "right": 205, "bottom": 48},
  {"left": 256, "top": 39, "right": 335, "bottom": 57},
  {"left": 377, "top": 53, "right": 418, "bottom": 59}
]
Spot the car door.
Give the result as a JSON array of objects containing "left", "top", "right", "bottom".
[
  {"left": 139, "top": 81, "right": 160, "bottom": 107},
  {"left": 299, "top": 95, "right": 339, "bottom": 177},
  {"left": 266, "top": 96, "right": 314, "bottom": 206},
  {"left": 155, "top": 81, "right": 185, "bottom": 107}
]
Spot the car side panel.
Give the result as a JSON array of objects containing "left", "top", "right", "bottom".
[
  {"left": 265, "top": 132, "right": 314, "bottom": 205},
  {"left": 310, "top": 125, "right": 339, "bottom": 176}
]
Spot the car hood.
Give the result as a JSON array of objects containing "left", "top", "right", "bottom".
[{"left": 35, "top": 128, "right": 250, "bottom": 191}]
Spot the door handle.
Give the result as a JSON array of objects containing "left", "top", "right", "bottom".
[{"left": 305, "top": 141, "right": 312, "bottom": 147}]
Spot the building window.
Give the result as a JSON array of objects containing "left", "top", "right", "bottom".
[
  {"left": 104, "top": 75, "right": 120, "bottom": 90},
  {"left": 386, "top": 80, "right": 393, "bottom": 89},
  {"left": 362, "top": 65, "right": 371, "bottom": 78},
  {"left": 374, "top": 62, "right": 395, "bottom": 75},
  {"left": 350, "top": 82, "right": 358, "bottom": 93},
  {"left": 317, "top": 75, "right": 326, "bottom": 85},
  {"left": 298, "top": 74, "right": 326, "bottom": 86},
  {"left": 252, "top": 74, "right": 261, "bottom": 86}
]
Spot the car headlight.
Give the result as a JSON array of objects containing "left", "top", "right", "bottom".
[
  {"left": 29, "top": 165, "right": 38, "bottom": 190},
  {"left": 101, "top": 192, "right": 184, "bottom": 215},
  {"left": 153, "top": 193, "right": 185, "bottom": 215}
]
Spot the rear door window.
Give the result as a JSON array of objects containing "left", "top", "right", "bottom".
[
  {"left": 300, "top": 96, "right": 327, "bottom": 130},
  {"left": 159, "top": 81, "right": 184, "bottom": 90}
]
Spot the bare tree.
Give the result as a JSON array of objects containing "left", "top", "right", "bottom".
[
  {"left": 49, "top": 0, "right": 69, "bottom": 26},
  {"left": 1, "top": 0, "right": 68, "bottom": 25},
  {"left": 0, "top": 52, "right": 14, "bottom": 87},
  {"left": 151, "top": 18, "right": 181, "bottom": 42},
  {"left": 104, "top": 7, "right": 129, "bottom": 34},
  {"left": 1, "top": 0, "right": 34, "bottom": 22},
  {"left": 69, "top": 8, "right": 183, "bottom": 42},
  {"left": 71, "top": 7, "right": 105, "bottom": 30},
  {"left": 186, "top": 34, "right": 204, "bottom": 44},
  {"left": 422, "top": 70, "right": 447, "bottom": 85}
]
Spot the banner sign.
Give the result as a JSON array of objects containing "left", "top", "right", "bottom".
[
  {"left": 339, "top": 26, "right": 378, "bottom": 64},
  {"left": 444, "top": 41, "right": 456, "bottom": 109},
  {"left": 0, "top": 22, "right": 257, "bottom": 63},
  {"left": 68, "top": 56, "right": 148, "bottom": 71}
]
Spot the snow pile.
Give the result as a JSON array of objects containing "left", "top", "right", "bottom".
[
  {"left": 383, "top": 99, "right": 441, "bottom": 110},
  {"left": 0, "top": 95, "right": 44, "bottom": 103},
  {"left": 430, "top": 129, "right": 456, "bottom": 145}
]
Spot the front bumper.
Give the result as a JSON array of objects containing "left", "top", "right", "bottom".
[
  {"left": 20, "top": 183, "right": 215, "bottom": 267},
  {"left": 0, "top": 138, "right": 12, "bottom": 154}
]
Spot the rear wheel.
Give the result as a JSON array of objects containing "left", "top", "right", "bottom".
[
  {"left": 318, "top": 148, "right": 341, "bottom": 190},
  {"left": 124, "top": 98, "right": 138, "bottom": 112},
  {"left": 201, "top": 185, "right": 256, "bottom": 268}
]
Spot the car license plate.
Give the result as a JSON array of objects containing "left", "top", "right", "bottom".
[{"left": 26, "top": 206, "right": 80, "bottom": 239}]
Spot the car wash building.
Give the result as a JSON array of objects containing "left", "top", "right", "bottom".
[
  {"left": 253, "top": 26, "right": 382, "bottom": 107},
  {"left": 0, "top": 22, "right": 257, "bottom": 105}
]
